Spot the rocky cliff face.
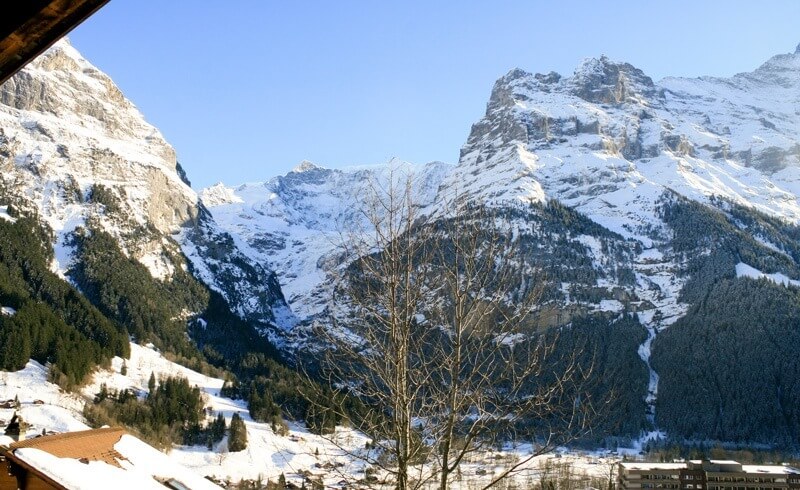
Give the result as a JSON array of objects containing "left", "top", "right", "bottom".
[
  {"left": 0, "top": 39, "right": 293, "bottom": 334},
  {"left": 453, "top": 47, "right": 800, "bottom": 221}
]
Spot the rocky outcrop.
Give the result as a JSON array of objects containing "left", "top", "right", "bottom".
[{"left": 568, "top": 56, "right": 663, "bottom": 105}]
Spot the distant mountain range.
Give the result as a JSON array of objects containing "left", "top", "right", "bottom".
[{"left": 2, "top": 39, "right": 800, "bottom": 447}]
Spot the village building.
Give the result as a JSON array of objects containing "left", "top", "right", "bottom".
[
  {"left": 619, "top": 460, "right": 800, "bottom": 490},
  {"left": 0, "top": 427, "right": 221, "bottom": 490}
]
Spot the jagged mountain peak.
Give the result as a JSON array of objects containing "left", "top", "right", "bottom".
[
  {"left": 1, "top": 38, "right": 161, "bottom": 147},
  {"left": 489, "top": 56, "right": 660, "bottom": 109},
  {"left": 569, "top": 55, "right": 660, "bottom": 105},
  {"left": 200, "top": 182, "right": 244, "bottom": 207},
  {"left": 453, "top": 43, "right": 800, "bottom": 240},
  {"left": 748, "top": 43, "right": 800, "bottom": 83},
  {"left": 496, "top": 67, "right": 534, "bottom": 87},
  {"left": 20, "top": 37, "right": 89, "bottom": 72},
  {"left": 291, "top": 159, "right": 321, "bottom": 173}
]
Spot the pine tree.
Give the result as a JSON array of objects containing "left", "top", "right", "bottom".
[
  {"left": 228, "top": 413, "right": 247, "bottom": 452},
  {"left": 95, "top": 383, "right": 109, "bottom": 403},
  {"left": 148, "top": 372, "right": 156, "bottom": 395}
]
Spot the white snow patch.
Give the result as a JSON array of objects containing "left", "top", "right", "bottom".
[
  {"left": 0, "top": 360, "right": 89, "bottom": 436},
  {"left": 735, "top": 262, "right": 800, "bottom": 288},
  {"left": 596, "top": 299, "right": 624, "bottom": 312},
  {"left": 200, "top": 183, "right": 244, "bottom": 207},
  {"left": 494, "top": 332, "right": 527, "bottom": 346},
  {"left": 137, "top": 250, "right": 175, "bottom": 281}
]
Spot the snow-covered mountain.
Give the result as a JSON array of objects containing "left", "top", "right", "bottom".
[
  {"left": 202, "top": 43, "right": 800, "bottom": 444},
  {"left": 455, "top": 44, "right": 800, "bottom": 231},
  {"left": 200, "top": 159, "right": 452, "bottom": 319},
  {"left": 0, "top": 39, "right": 293, "bottom": 333},
  {"left": 205, "top": 43, "right": 800, "bottom": 324},
  {"left": 3, "top": 37, "right": 800, "bottom": 446}
]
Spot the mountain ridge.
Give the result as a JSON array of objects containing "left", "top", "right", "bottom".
[
  {"left": 2, "top": 38, "right": 800, "bottom": 446},
  {"left": 200, "top": 42, "right": 800, "bottom": 445}
]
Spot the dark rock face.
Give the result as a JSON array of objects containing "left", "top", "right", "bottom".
[
  {"left": 183, "top": 213, "right": 293, "bottom": 331},
  {"left": 661, "top": 134, "right": 695, "bottom": 158},
  {"left": 568, "top": 56, "right": 662, "bottom": 105},
  {"left": 751, "top": 145, "right": 800, "bottom": 173},
  {"left": 176, "top": 161, "right": 192, "bottom": 187}
]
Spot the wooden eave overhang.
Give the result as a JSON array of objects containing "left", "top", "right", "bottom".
[
  {"left": 0, "top": 0, "right": 110, "bottom": 85},
  {"left": 3, "top": 449, "right": 71, "bottom": 490}
]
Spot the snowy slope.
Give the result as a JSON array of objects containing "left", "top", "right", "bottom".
[
  {"left": 0, "top": 344, "right": 626, "bottom": 488},
  {"left": 0, "top": 344, "right": 368, "bottom": 487}
]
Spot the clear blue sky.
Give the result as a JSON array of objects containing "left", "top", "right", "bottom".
[{"left": 69, "top": 1, "right": 800, "bottom": 189}]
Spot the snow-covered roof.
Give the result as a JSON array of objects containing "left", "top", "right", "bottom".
[
  {"left": 742, "top": 465, "right": 800, "bottom": 475},
  {"left": 6, "top": 427, "right": 221, "bottom": 490},
  {"left": 621, "top": 461, "right": 800, "bottom": 475},
  {"left": 620, "top": 462, "right": 687, "bottom": 471}
]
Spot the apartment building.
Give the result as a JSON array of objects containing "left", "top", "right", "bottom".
[{"left": 619, "top": 460, "right": 800, "bottom": 490}]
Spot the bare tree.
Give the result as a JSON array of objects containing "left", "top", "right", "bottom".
[{"left": 305, "top": 165, "right": 601, "bottom": 489}]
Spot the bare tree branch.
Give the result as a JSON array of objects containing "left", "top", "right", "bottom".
[{"left": 301, "top": 164, "right": 611, "bottom": 489}]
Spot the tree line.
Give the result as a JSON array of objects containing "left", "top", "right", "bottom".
[
  {"left": 654, "top": 195, "right": 800, "bottom": 447},
  {"left": 0, "top": 209, "right": 128, "bottom": 388}
]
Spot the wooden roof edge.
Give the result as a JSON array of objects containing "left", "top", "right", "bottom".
[
  {"left": 3, "top": 426, "right": 130, "bottom": 489},
  {"left": 0, "top": 0, "right": 110, "bottom": 85},
  {"left": 8, "top": 426, "right": 127, "bottom": 450}
]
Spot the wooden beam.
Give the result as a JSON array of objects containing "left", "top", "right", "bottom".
[{"left": 0, "top": 0, "right": 110, "bottom": 85}]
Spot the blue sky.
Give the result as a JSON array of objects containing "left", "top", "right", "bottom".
[{"left": 69, "top": 1, "right": 800, "bottom": 189}]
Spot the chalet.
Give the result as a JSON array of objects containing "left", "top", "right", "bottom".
[
  {"left": 0, "top": 427, "right": 221, "bottom": 490},
  {"left": 3, "top": 413, "right": 25, "bottom": 443},
  {"left": 619, "top": 460, "right": 800, "bottom": 490}
]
